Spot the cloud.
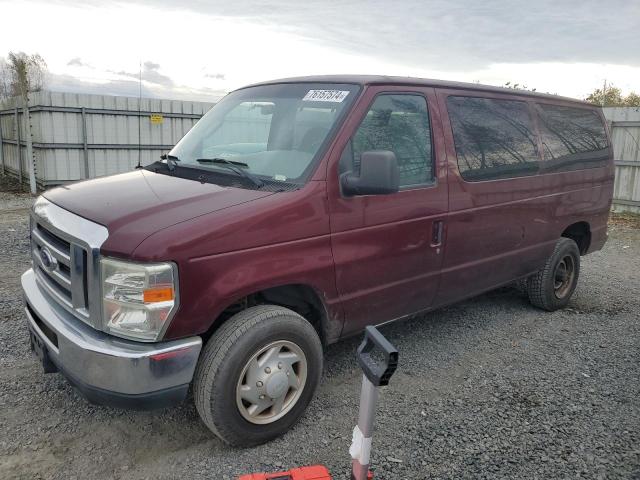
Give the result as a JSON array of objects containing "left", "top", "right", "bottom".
[
  {"left": 45, "top": 72, "right": 225, "bottom": 102},
  {"left": 67, "top": 57, "right": 91, "bottom": 68},
  {"left": 111, "top": 60, "right": 175, "bottom": 87},
  {"left": 119, "top": 0, "right": 640, "bottom": 70},
  {"left": 6, "top": 0, "right": 639, "bottom": 101}
]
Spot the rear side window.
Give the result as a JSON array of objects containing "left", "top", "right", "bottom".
[
  {"left": 349, "top": 94, "right": 433, "bottom": 187},
  {"left": 447, "top": 96, "right": 539, "bottom": 181},
  {"left": 535, "top": 104, "right": 609, "bottom": 172}
]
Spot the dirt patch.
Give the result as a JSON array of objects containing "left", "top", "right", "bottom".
[{"left": 609, "top": 211, "right": 640, "bottom": 229}]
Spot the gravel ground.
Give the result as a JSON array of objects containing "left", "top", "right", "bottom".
[{"left": 0, "top": 176, "right": 638, "bottom": 479}]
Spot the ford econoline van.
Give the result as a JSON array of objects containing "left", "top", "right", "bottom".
[{"left": 22, "top": 76, "right": 613, "bottom": 446}]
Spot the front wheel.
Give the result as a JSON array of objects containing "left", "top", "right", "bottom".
[
  {"left": 193, "top": 305, "right": 323, "bottom": 447},
  {"left": 526, "top": 237, "right": 581, "bottom": 311}
]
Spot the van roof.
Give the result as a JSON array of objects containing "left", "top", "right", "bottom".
[{"left": 243, "top": 75, "right": 592, "bottom": 106}]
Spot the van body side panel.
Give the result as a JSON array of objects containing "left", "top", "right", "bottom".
[
  {"left": 327, "top": 86, "right": 448, "bottom": 336},
  {"left": 434, "top": 89, "right": 614, "bottom": 306},
  {"left": 131, "top": 181, "right": 344, "bottom": 341}
]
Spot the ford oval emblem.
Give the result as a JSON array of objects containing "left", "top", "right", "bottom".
[{"left": 39, "top": 247, "right": 57, "bottom": 272}]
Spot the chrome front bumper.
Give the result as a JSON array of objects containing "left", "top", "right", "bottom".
[{"left": 22, "top": 268, "right": 202, "bottom": 409}]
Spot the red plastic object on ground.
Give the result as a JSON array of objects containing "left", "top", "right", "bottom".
[{"left": 238, "top": 465, "right": 332, "bottom": 479}]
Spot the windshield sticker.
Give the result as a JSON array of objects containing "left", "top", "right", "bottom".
[
  {"left": 274, "top": 174, "right": 287, "bottom": 181},
  {"left": 303, "top": 90, "right": 350, "bottom": 103}
]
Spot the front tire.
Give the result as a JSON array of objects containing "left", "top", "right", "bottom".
[
  {"left": 193, "top": 305, "right": 323, "bottom": 447},
  {"left": 527, "top": 237, "right": 580, "bottom": 311}
]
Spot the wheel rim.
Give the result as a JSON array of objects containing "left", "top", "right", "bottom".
[
  {"left": 553, "top": 255, "right": 575, "bottom": 299},
  {"left": 235, "top": 340, "right": 307, "bottom": 425}
]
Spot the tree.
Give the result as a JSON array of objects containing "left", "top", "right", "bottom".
[
  {"left": 624, "top": 92, "right": 640, "bottom": 107},
  {"left": 0, "top": 52, "right": 46, "bottom": 194},
  {"left": 503, "top": 81, "right": 537, "bottom": 92},
  {"left": 0, "top": 58, "right": 10, "bottom": 99},
  {"left": 0, "top": 51, "right": 47, "bottom": 100},
  {"left": 585, "top": 83, "right": 640, "bottom": 107}
]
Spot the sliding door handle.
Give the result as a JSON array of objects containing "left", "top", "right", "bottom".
[{"left": 431, "top": 220, "right": 444, "bottom": 247}]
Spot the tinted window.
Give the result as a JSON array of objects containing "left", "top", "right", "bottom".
[
  {"left": 348, "top": 94, "right": 433, "bottom": 187},
  {"left": 447, "top": 96, "right": 539, "bottom": 181},
  {"left": 535, "top": 104, "right": 609, "bottom": 172}
]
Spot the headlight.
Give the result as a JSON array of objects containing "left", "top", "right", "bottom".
[{"left": 101, "top": 257, "right": 178, "bottom": 341}]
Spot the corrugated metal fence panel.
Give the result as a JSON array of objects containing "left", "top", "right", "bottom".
[
  {"left": 2, "top": 143, "right": 21, "bottom": 175},
  {"left": 604, "top": 107, "right": 640, "bottom": 162},
  {"left": 0, "top": 90, "right": 214, "bottom": 184},
  {"left": 613, "top": 165, "right": 639, "bottom": 205},
  {"left": 90, "top": 149, "right": 159, "bottom": 177},
  {"left": 0, "top": 110, "right": 16, "bottom": 141},
  {"left": 603, "top": 107, "right": 640, "bottom": 213}
]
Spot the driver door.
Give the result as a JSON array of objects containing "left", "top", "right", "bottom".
[{"left": 327, "top": 86, "right": 448, "bottom": 337}]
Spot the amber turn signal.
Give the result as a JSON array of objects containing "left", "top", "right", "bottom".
[{"left": 143, "top": 287, "right": 175, "bottom": 303}]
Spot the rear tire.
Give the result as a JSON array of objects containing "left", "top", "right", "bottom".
[
  {"left": 527, "top": 237, "right": 580, "bottom": 311},
  {"left": 193, "top": 305, "right": 323, "bottom": 447}
]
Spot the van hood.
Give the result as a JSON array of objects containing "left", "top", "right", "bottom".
[{"left": 43, "top": 170, "right": 274, "bottom": 256}]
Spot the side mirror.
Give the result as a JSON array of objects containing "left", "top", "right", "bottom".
[{"left": 341, "top": 150, "right": 400, "bottom": 196}]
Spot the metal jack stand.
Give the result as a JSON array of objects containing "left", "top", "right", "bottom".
[{"left": 350, "top": 326, "right": 399, "bottom": 480}]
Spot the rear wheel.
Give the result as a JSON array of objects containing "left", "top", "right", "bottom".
[
  {"left": 527, "top": 237, "right": 580, "bottom": 311},
  {"left": 193, "top": 305, "right": 323, "bottom": 447}
]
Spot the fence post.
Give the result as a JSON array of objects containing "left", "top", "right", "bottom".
[
  {"left": 15, "top": 106, "right": 22, "bottom": 186},
  {"left": 0, "top": 116, "right": 4, "bottom": 176},
  {"left": 24, "top": 97, "right": 37, "bottom": 194},
  {"left": 81, "top": 107, "right": 89, "bottom": 178}
]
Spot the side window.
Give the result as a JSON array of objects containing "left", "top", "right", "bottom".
[
  {"left": 535, "top": 104, "right": 609, "bottom": 172},
  {"left": 347, "top": 94, "right": 433, "bottom": 187},
  {"left": 447, "top": 96, "right": 539, "bottom": 181}
]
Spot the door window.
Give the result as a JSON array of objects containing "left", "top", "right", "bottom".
[
  {"left": 447, "top": 96, "right": 539, "bottom": 181},
  {"left": 344, "top": 94, "right": 433, "bottom": 187}
]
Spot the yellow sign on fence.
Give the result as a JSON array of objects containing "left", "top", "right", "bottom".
[{"left": 150, "top": 113, "right": 164, "bottom": 125}]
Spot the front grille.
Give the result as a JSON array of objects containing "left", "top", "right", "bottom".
[{"left": 31, "top": 219, "right": 93, "bottom": 325}]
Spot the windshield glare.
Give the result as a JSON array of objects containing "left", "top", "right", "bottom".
[{"left": 170, "top": 83, "right": 360, "bottom": 183}]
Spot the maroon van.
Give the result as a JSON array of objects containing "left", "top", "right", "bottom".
[{"left": 22, "top": 76, "right": 613, "bottom": 446}]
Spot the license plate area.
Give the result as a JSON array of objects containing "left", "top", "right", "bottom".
[{"left": 28, "top": 324, "right": 58, "bottom": 374}]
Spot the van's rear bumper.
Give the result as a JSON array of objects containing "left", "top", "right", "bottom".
[{"left": 21, "top": 268, "right": 202, "bottom": 410}]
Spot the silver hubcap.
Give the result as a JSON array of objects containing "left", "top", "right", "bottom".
[{"left": 236, "top": 340, "right": 307, "bottom": 425}]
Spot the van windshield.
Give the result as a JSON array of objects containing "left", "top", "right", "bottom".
[{"left": 169, "top": 83, "right": 360, "bottom": 185}]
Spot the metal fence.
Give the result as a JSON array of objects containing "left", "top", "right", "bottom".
[
  {"left": 0, "top": 91, "right": 214, "bottom": 190},
  {"left": 603, "top": 107, "right": 640, "bottom": 213}
]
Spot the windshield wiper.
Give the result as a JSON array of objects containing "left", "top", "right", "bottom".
[
  {"left": 196, "top": 158, "right": 264, "bottom": 188},
  {"left": 160, "top": 153, "right": 180, "bottom": 171}
]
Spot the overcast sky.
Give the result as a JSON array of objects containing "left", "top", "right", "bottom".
[{"left": 1, "top": 0, "right": 639, "bottom": 101}]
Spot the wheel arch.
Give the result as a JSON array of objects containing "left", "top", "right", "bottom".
[
  {"left": 202, "top": 283, "right": 334, "bottom": 347},
  {"left": 561, "top": 221, "right": 591, "bottom": 255}
]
